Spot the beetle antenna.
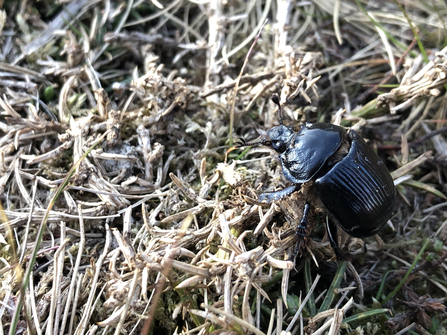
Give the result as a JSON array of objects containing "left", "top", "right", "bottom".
[
  {"left": 271, "top": 93, "right": 283, "bottom": 125},
  {"left": 236, "top": 138, "right": 271, "bottom": 148}
]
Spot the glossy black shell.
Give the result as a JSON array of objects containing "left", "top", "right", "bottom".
[
  {"left": 269, "top": 123, "right": 395, "bottom": 238},
  {"left": 278, "top": 123, "right": 346, "bottom": 184},
  {"left": 315, "top": 130, "right": 396, "bottom": 237}
]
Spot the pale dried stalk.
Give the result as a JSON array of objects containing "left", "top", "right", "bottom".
[
  {"left": 49, "top": 224, "right": 68, "bottom": 335},
  {"left": 74, "top": 224, "right": 111, "bottom": 335},
  {"left": 60, "top": 205, "right": 86, "bottom": 335},
  {"left": 285, "top": 274, "right": 321, "bottom": 332}
]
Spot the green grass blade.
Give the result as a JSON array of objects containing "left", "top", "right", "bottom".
[
  {"left": 353, "top": 0, "right": 413, "bottom": 55},
  {"left": 342, "top": 308, "right": 390, "bottom": 324},
  {"left": 391, "top": 0, "right": 429, "bottom": 63},
  {"left": 304, "top": 258, "right": 317, "bottom": 316},
  {"left": 318, "top": 261, "right": 347, "bottom": 313},
  {"left": 375, "top": 270, "right": 397, "bottom": 301},
  {"left": 381, "top": 238, "right": 430, "bottom": 305}
]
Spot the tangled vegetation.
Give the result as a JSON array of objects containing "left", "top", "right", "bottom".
[{"left": 1, "top": 1, "right": 447, "bottom": 334}]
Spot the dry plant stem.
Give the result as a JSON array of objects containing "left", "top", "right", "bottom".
[
  {"left": 285, "top": 274, "right": 321, "bottom": 332},
  {"left": 224, "top": 253, "right": 234, "bottom": 315},
  {"left": 74, "top": 224, "right": 111, "bottom": 335},
  {"left": 201, "top": 71, "right": 282, "bottom": 97},
  {"left": 422, "top": 122, "right": 447, "bottom": 156},
  {"left": 47, "top": 224, "right": 68, "bottom": 335},
  {"left": 92, "top": 0, "right": 134, "bottom": 64},
  {"left": 405, "top": 96, "right": 435, "bottom": 139},
  {"left": 16, "top": 0, "right": 97, "bottom": 61},
  {"left": 0, "top": 95, "right": 20, "bottom": 118},
  {"left": 60, "top": 205, "right": 86, "bottom": 335},
  {"left": 215, "top": 0, "right": 271, "bottom": 66},
  {"left": 391, "top": 151, "right": 432, "bottom": 180},
  {"left": 328, "top": 308, "right": 344, "bottom": 335},
  {"left": 67, "top": 186, "right": 170, "bottom": 200},
  {"left": 394, "top": 323, "right": 417, "bottom": 335},
  {"left": 141, "top": 215, "right": 193, "bottom": 332},
  {"left": 346, "top": 262, "right": 364, "bottom": 300},
  {"left": 8, "top": 129, "right": 111, "bottom": 335},
  {"left": 242, "top": 278, "right": 254, "bottom": 324},
  {"left": 276, "top": 0, "right": 292, "bottom": 51},
  {"left": 25, "top": 138, "right": 74, "bottom": 165},
  {"left": 0, "top": 78, "right": 36, "bottom": 90},
  {"left": 112, "top": 228, "right": 137, "bottom": 270},
  {"left": 14, "top": 158, "right": 31, "bottom": 204},
  {"left": 254, "top": 203, "right": 277, "bottom": 234},
  {"left": 114, "top": 268, "right": 140, "bottom": 335},
  {"left": 23, "top": 294, "right": 34, "bottom": 335},
  {"left": 103, "top": 31, "right": 206, "bottom": 50},
  {"left": 58, "top": 75, "right": 76, "bottom": 124},
  {"left": 0, "top": 208, "right": 17, "bottom": 291},
  {"left": 311, "top": 298, "right": 353, "bottom": 335},
  {"left": 200, "top": 303, "right": 265, "bottom": 335},
  {"left": 266, "top": 307, "right": 275, "bottom": 335},
  {"left": 372, "top": 12, "right": 396, "bottom": 75},
  {"left": 67, "top": 273, "right": 82, "bottom": 335},
  {"left": 276, "top": 298, "right": 283, "bottom": 334},
  {"left": 54, "top": 236, "right": 69, "bottom": 333},
  {"left": 204, "top": 0, "right": 223, "bottom": 90},
  {"left": 256, "top": 290, "right": 261, "bottom": 329},
  {"left": 245, "top": 75, "right": 281, "bottom": 112},
  {"left": 281, "top": 268, "right": 291, "bottom": 309},
  {"left": 357, "top": 37, "right": 417, "bottom": 102},
  {"left": 333, "top": 0, "right": 342, "bottom": 45},
  {"left": 229, "top": 18, "right": 268, "bottom": 146},
  {"left": 28, "top": 273, "right": 42, "bottom": 335},
  {"left": 0, "top": 63, "right": 47, "bottom": 82}
]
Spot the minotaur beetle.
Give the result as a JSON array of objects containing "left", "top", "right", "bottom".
[{"left": 237, "top": 94, "right": 396, "bottom": 259}]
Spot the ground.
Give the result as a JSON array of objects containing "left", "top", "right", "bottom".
[{"left": 1, "top": 1, "right": 447, "bottom": 334}]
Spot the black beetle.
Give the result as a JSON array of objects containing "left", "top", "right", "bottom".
[{"left": 237, "top": 94, "right": 396, "bottom": 258}]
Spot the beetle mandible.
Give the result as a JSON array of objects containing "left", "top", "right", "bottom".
[{"left": 237, "top": 94, "right": 396, "bottom": 259}]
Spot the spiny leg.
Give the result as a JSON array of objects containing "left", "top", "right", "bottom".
[
  {"left": 290, "top": 202, "right": 311, "bottom": 261},
  {"left": 258, "top": 184, "right": 301, "bottom": 203},
  {"left": 325, "top": 217, "right": 345, "bottom": 260}
]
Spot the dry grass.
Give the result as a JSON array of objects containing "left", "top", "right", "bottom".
[{"left": 1, "top": 0, "right": 447, "bottom": 334}]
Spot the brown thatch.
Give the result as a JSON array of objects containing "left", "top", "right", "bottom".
[{"left": 1, "top": 1, "right": 447, "bottom": 334}]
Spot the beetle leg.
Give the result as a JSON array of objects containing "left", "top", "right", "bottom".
[
  {"left": 258, "top": 184, "right": 300, "bottom": 203},
  {"left": 297, "top": 202, "right": 310, "bottom": 240},
  {"left": 289, "top": 202, "right": 310, "bottom": 261},
  {"left": 326, "top": 218, "right": 345, "bottom": 260}
]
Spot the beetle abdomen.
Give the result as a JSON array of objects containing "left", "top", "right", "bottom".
[{"left": 314, "top": 130, "right": 396, "bottom": 238}]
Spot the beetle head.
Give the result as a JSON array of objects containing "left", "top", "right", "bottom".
[
  {"left": 265, "top": 125, "right": 294, "bottom": 153},
  {"left": 265, "top": 93, "right": 294, "bottom": 153},
  {"left": 236, "top": 94, "right": 294, "bottom": 153}
]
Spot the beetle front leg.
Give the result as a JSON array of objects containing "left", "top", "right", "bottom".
[{"left": 258, "top": 184, "right": 301, "bottom": 203}]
